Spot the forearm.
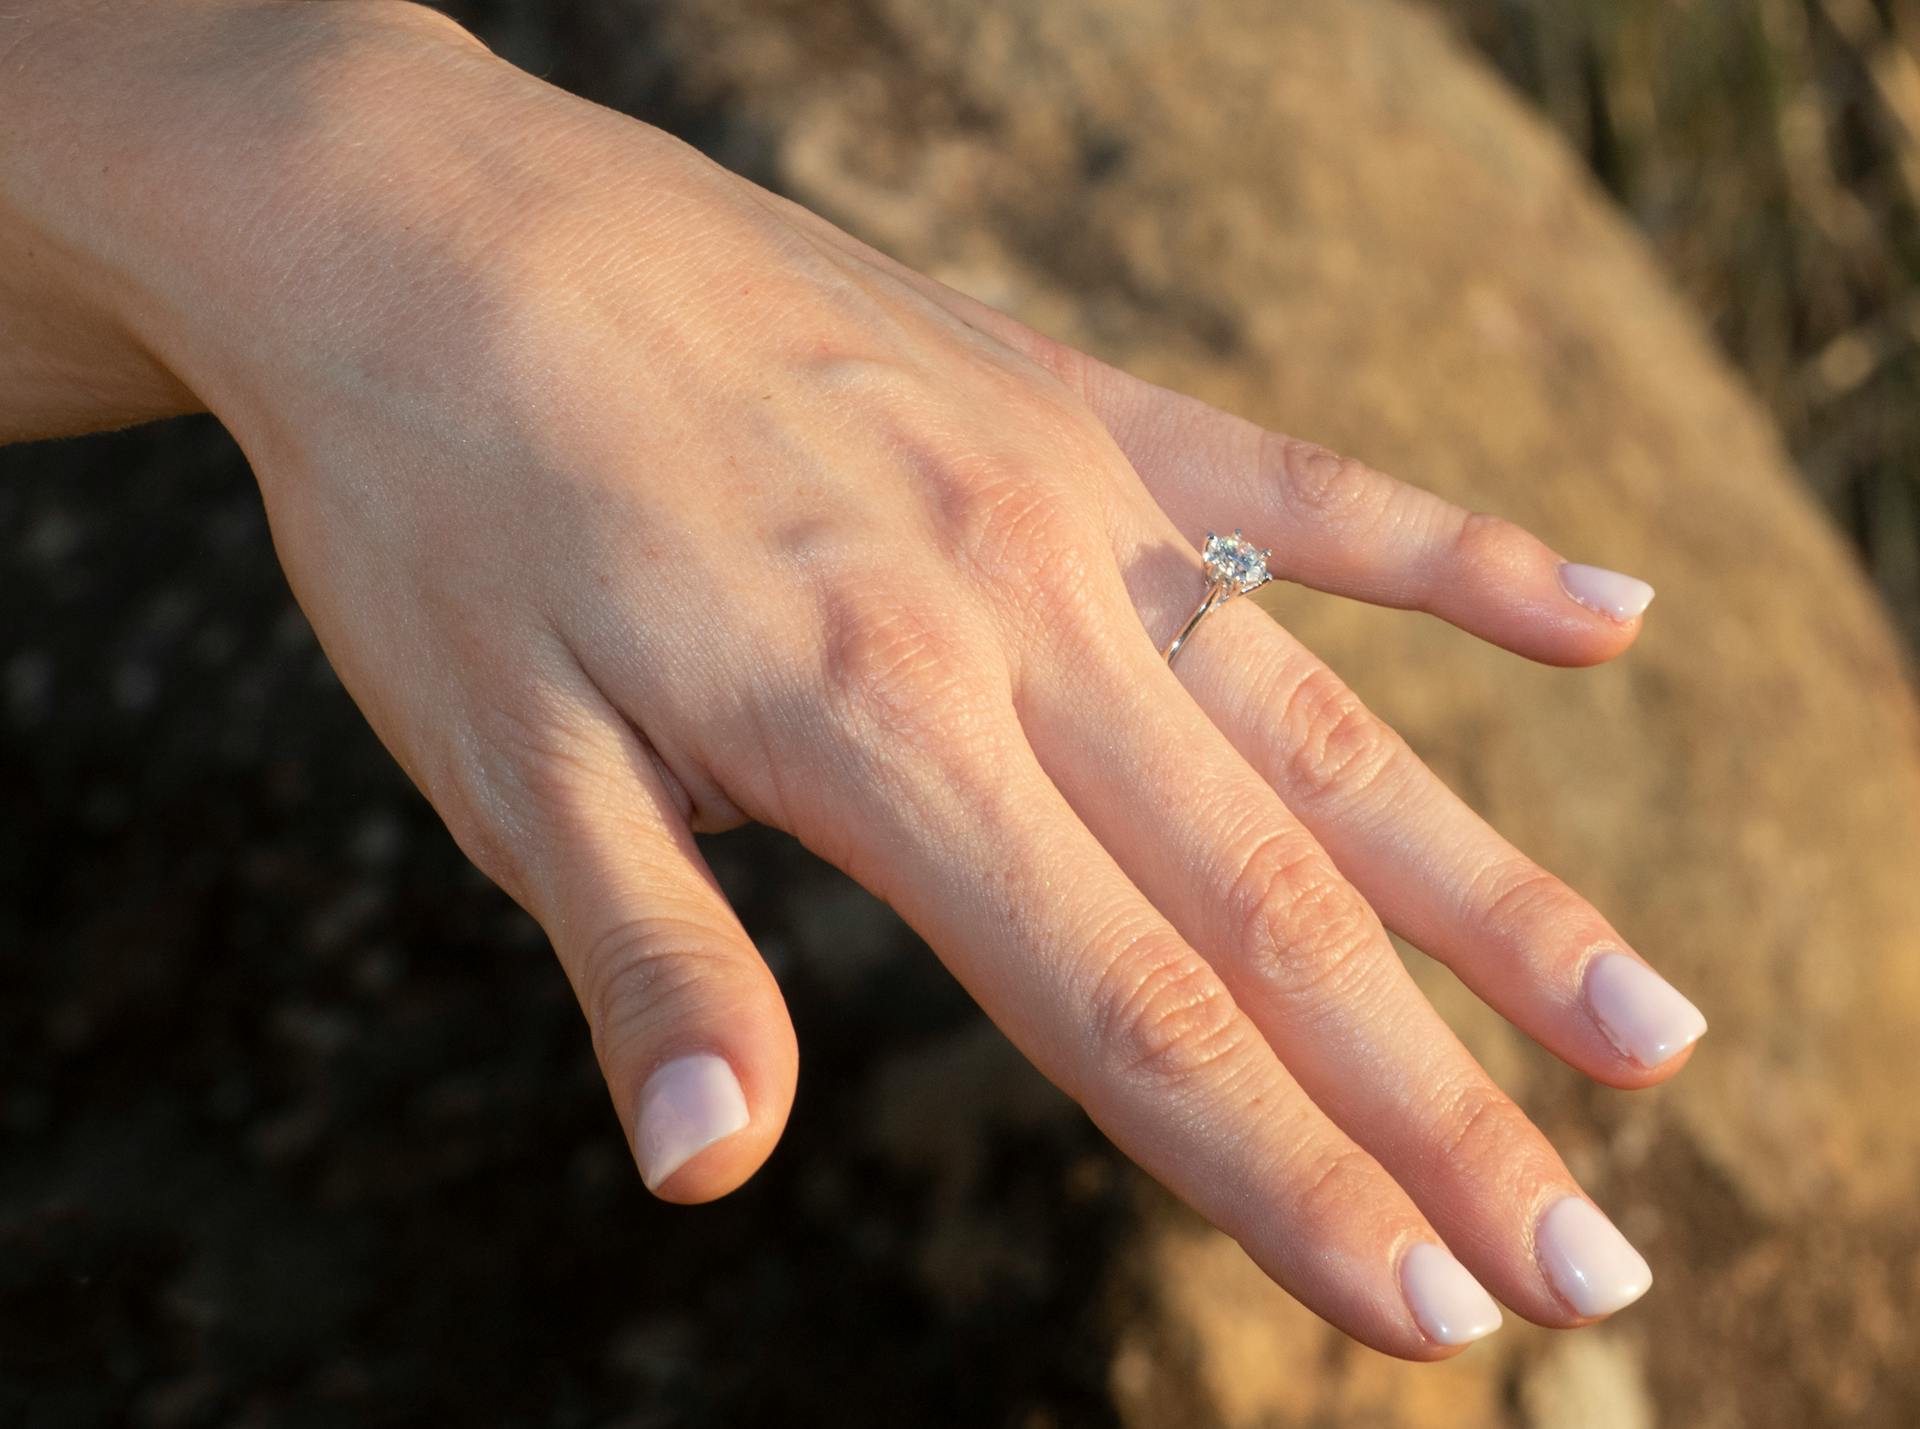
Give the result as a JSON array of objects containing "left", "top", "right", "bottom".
[
  {"left": 0, "top": 1, "right": 208, "bottom": 437},
  {"left": 0, "top": 0, "right": 509, "bottom": 443}
]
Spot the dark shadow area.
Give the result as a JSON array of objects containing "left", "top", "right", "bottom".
[{"left": 0, "top": 417, "right": 1130, "bottom": 1424}]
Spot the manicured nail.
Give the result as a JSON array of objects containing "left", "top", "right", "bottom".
[
  {"left": 635, "top": 1053, "right": 750, "bottom": 1191},
  {"left": 1401, "top": 1242, "right": 1503, "bottom": 1345},
  {"left": 1558, "top": 562, "right": 1655, "bottom": 621},
  {"left": 1536, "top": 1197, "right": 1652, "bottom": 1316},
  {"left": 1584, "top": 950, "right": 1708, "bottom": 1067}
]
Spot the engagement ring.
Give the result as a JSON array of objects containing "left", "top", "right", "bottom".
[{"left": 1162, "top": 529, "right": 1274, "bottom": 668}]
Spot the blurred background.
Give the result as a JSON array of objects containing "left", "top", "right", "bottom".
[
  {"left": 3, "top": 2, "right": 1917, "bottom": 1427},
  {"left": 1439, "top": 0, "right": 1920, "bottom": 651}
]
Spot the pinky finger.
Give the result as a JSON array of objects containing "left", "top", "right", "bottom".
[
  {"left": 742, "top": 179, "right": 1651, "bottom": 666},
  {"left": 1093, "top": 390, "right": 1654, "bottom": 668}
]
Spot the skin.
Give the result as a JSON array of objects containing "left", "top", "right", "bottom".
[{"left": 1, "top": 0, "right": 1696, "bottom": 1360}]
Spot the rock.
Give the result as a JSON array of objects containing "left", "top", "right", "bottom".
[{"left": 569, "top": 0, "right": 1920, "bottom": 1421}]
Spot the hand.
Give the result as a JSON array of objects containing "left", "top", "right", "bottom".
[{"left": 5, "top": 2, "right": 1704, "bottom": 1359}]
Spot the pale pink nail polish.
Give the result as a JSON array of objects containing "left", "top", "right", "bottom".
[
  {"left": 635, "top": 1053, "right": 750, "bottom": 1190},
  {"left": 1584, "top": 951, "right": 1707, "bottom": 1067},
  {"left": 1401, "top": 1243, "right": 1503, "bottom": 1345},
  {"left": 1536, "top": 1197, "right": 1652, "bottom": 1316},
  {"left": 1558, "top": 562, "right": 1655, "bottom": 621}
]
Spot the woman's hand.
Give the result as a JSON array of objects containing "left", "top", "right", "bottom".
[{"left": 2, "top": 1, "right": 1703, "bottom": 1358}]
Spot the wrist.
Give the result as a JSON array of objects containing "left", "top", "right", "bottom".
[{"left": 0, "top": 1, "right": 507, "bottom": 441}]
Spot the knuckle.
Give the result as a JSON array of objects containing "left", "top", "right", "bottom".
[
  {"left": 1088, "top": 931, "right": 1246, "bottom": 1087},
  {"left": 1276, "top": 663, "right": 1398, "bottom": 802},
  {"left": 803, "top": 584, "right": 1019, "bottom": 821},
  {"left": 579, "top": 915, "right": 735, "bottom": 1065},
  {"left": 1289, "top": 1142, "right": 1387, "bottom": 1235},
  {"left": 1223, "top": 828, "right": 1318, "bottom": 962},
  {"left": 1451, "top": 509, "right": 1530, "bottom": 576},
  {"left": 941, "top": 456, "right": 1097, "bottom": 594},
  {"left": 1426, "top": 1076, "right": 1535, "bottom": 1180},
  {"left": 1245, "top": 852, "right": 1384, "bottom": 1003},
  {"left": 1270, "top": 436, "right": 1387, "bottom": 526},
  {"left": 1472, "top": 858, "right": 1582, "bottom": 953},
  {"left": 918, "top": 448, "right": 1113, "bottom": 647},
  {"left": 815, "top": 585, "right": 987, "bottom": 744}
]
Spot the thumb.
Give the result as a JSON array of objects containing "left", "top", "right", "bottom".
[{"left": 529, "top": 721, "right": 797, "bottom": 1202}]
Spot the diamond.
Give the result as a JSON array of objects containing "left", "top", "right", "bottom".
[{"left": 1202, "top": 529, "right": 1272, "bottom": 593}]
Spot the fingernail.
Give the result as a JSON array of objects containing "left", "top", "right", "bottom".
[
  {"left": 1536, "top": 1196, "right": 1653, "bottom": 1316},
  {"left": 1558, "top": 562, "right": 1655, "bottom": 621},
  {"left": 1584, "top": 950, "right": 1708, "bottom": 1067},
  {"left": 635, "top": 1053, "right": 750, "bottom": 1191},
  {"left": 1401, "top": 1242, "right": 1503, "bottom": 1345}
]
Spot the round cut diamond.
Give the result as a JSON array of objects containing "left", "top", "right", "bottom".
[{"left": 1203, "top": 529, "right": 1272, "bottom": 593}]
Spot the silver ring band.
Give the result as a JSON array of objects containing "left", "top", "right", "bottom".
[{"left": 1161, "top": 577, "right": 1235, "bottom": 667}]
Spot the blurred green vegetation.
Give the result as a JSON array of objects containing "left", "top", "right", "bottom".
[{"left": 1430, "top": 0, "right": 1920, "bottom": 655}]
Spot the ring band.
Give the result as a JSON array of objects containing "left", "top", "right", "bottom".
[{"left": 1161, "top": 529, "right": 1274, "bottom": 668}]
